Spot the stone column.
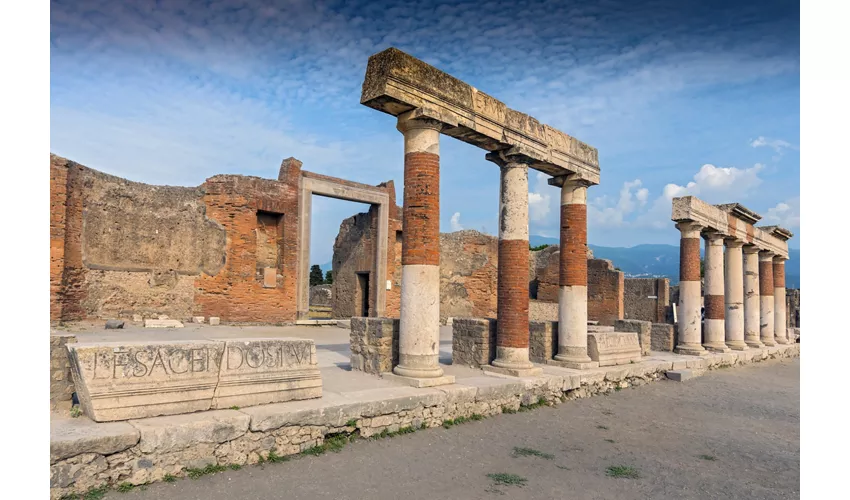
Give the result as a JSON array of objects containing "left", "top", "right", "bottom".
[
  {"left": 773, "top": 257, "right": 788, "bottom": 345},
  {"left": 702, "top": 232, "right": 729, "bottom": 352},
  {"left": 392, "top": 113, "right": 453, "bottom": 386},
  {"left": 759, "top": 251, "right": 776, "bottom": 347},
  {"left": 743, "top": 245, "right": 763, "bottom": 348},
  {"left": 724, "top": 239, "right": 747, "bottom": 350},
  {"left": 674, "top": 221, "right": 706, "bottom": 356},
  {"left": 484, "top": 153, "right": 541, "bottom": 377},
  {"left": 551, "top": 176, "right": 597, "bottom": 369}
]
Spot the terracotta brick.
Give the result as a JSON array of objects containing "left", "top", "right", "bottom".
[
  {"left": 679, "top": 237, "right": 701, "bottom": 282},
  {"left": 759, "top": 261, "right": 774, "bottom": 296},
  {"left": 402, "top": 152, "right": 440, "bottom": 266},
  {"left": 727, "top": 214, "right": 737, "bottom": 236},
  {"left": 773, "top": 261, "right": 785, "bottom": 288},
  {"left": 746, "top": 223, "right": 754, "bottom": 244},
  {"left": 586, "top": 259, "right": 624, "bottom": 326},
  {"left": 497, "top": 239, "right": 529, "bottom": 349},
  {"left": 559, "top": 204, "right": 587, "bottom": 287},
  {"left": 704, "top": 295, "right": 725, "bottom": 320}
]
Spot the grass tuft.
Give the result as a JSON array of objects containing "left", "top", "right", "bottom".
[
  {"left": 70, "top": 406, "right": 83, "bottom": 418},
  {"left": 597, "top": 425, "right": 609, "bottom": 430},
  {"left": 185, "top": 463, "right": 228, "bottom": 479},
  {"left": 487, "top": 473, "right": 528, "bottom": 487},
  {"left": 116, "top": 482, "right": 134, "bottom": 493},
  {"left": 345, "top": 419, "right": 358, "bottom": 427},
  {"left": 698, "top": 454, "right": 717, "bottom": 461},
  {"left": 512, "top": 447, "right": 554, "bottom": 460},
  {"left": 163, "top": 474, "right": 177, "bottom": 483},
  {"left": 604, "top": 439, "right": 616, "bottom": 443},
  {"left": 606, "top": 465, "right": 640, "bottom": 479}
]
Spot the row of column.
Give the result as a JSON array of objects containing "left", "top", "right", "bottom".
[{"left": 676, "top": 222, "right": 790, "bottom": 355}]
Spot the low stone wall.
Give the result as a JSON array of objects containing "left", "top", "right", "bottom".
[
  {"left": 651, "top": 323, "right": 676, "bottom": 352},
  {"left": 309, "top": 285, "right": 332, "bottom": 307},
  {"left": 350, "top": 317, "right": 399, "bottom": 374},
  {"left": 451, "top": 318, "right": 496, "bottom": 368},
  {"left": 615, "top": 319, "right": 652, "bottom": 356},
  {"left": 50, "top": 343, "right": 800, "bottom": 499},
  {"left": 51, "top": 334, "right": 77, "bottom": 410},
  {"left": 529, "top": 321, "right": 557, "bottom": 363}
]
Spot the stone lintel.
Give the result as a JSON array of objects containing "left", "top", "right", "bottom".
[
  {"left": 715, "top": 203, "right": 762, "bottom": 225},
  {"left": 360, "top": 47, "right": 599, "bottom": 184},
  {"left": 671, "top": 196, "right": 789, "bottom": 259},
  {"left": 759, "top": 225, "right": 794, "bottom": 241}
]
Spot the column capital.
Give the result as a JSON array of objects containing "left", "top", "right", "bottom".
[
  {"left": 675, "top": 221, "right": 703, "bottom": 237},
  {"left": 743, "top": 244, "right": 761, "bottom": 254},
  {"left": 772, "top": 255, "right": 787, "bottom": 263},
  {"left": 758, "top": 250, "right": 775, "bottom": 262},
  {"left": 484, "top": 150, "right": 529, "bottom": 169},
  {"left": 396, "top": 111, "right": 444, "bottom": 134},
  {"left": 548, "top": 173, "right": 593, "bottom": 189},
  {"left": 702, "top": 230, "right": 725, "bottom": 244},
  {"left": 724, "top": 238, "right": 745, "bottom": 248}
]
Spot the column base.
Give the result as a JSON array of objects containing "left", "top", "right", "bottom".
[
  {"left": 674, "top": 343, "right": 708, "bottom": 356},
  {"left": 392, "top": 363, "right": 444, "bottom": 379},
  {"left": 745, "top": 339, "right": 764, "bottom": 349},
  {"left": 703, "top": 342, "right": 731, "bottom": 353},
  {"left": 382, "top": 372, "right": 456, "bottom": 388},
  {"left": 725, "top": 341, "right": 749, "bottom": 351},
  {"left": 761, "top": 338, "right": 776, "bottom": 347},
  {"left": 774, "top": 337, "right": 789, "bottom": 345},
  {"left": 547, "top": 358, "right": 599, "bottom": 370},
  {"left": 483, "top": 364, "right": 543, "bottom": 378}
]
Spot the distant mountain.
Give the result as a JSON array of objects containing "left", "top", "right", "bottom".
[{"left": 528, "top": 235, "right": 800, "bottom": 288}]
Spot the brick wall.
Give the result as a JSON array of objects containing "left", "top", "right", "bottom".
[
  {"left": 587, "top": 259, "right": 624, "bottom": 326},
  {"left": 624, "top": 278, "right": 670, "bottom": 323},
  {"left": 50, "top": 155, "right": 69, "bottom": 321}
]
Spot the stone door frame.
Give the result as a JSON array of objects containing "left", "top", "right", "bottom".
[{"left": 297, "top": 173, "right": 389, "bottom": 321}]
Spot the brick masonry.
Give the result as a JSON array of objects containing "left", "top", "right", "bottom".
[
  {"left": 497, "top": 239, "right": 529, "bottom": 349},
  {"left": 402, "top": 152, "right": 440, "bottom": 266},
  {"left": 704, "top": 295, "right": 725, "bottom": 320},
  {"left": 773, "top": 260, "right": 785, "bottom": 288},
  {"left": 349, "top": 317, "right": 399, "bottom": 374},
  {"left": 451, "top": 318, "right": 497, "bottom": 368},
  {"left": 680, "top": 237, "right": 701, "bottom": 282},
  {"left": 760, "top": 260, "right": 774, "bottom": 296},
  {"left": 587, "top": 259, "right": 624, "bottom": 326},
  {"left": 560, "top": 204, "right": 587, "bottom": 287}
]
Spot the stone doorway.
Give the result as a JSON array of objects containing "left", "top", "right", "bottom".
[{"left": 356, "top": 272, "right": 370, "bottom": 317}]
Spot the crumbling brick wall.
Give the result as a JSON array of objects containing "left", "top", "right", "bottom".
[
  {"left": 587, "top": 259, "right": 624, "bottom": 326},
  {"left": 624, "top": 278, "right": 670, "bottom": 323}
]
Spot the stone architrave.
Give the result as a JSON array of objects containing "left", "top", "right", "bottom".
[
  {"left": 68, "top": 339, "right": 322, "bottom": 422},
  {"left": 586, "top": 332, "right": 642, "bottom": 367}
]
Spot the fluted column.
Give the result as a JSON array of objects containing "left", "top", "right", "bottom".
[
  {"left": 773, "top": 257, "right": 788, "bottom": 344},
  {"left": 674, "top": 221, "right": 706, "bottom": 355},
  {"left": 759, "top": 251, "right": 776, "bottom": 347},
  {"left": 484, "top": 152, "right": 541, "bottom": 377},
  {"left": 393, "top": 113, "right": 453, "bottom": 385},
  {"left": 724, "top": 239, "right": 747, "bottom": 350},
  {"left": 551, "top": 176, "right": 598, "bottom": 369},
  {"left": 743, "top": 245, "right": 763, "bottom": 348}
]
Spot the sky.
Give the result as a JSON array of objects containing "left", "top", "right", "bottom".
[{"left": 50, "top": 0, "right": 801, "bottom": 265}]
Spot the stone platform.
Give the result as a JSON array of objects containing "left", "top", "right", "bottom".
[{"left": 50, "top": 322, "right": 799, "bottom": 499}]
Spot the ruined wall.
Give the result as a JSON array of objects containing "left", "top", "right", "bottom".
[
  {"left": 624, "top": 278, "right": 670, "bottom": 323},
  {"left": 587, "top": 259, "right": 624, "bottom": 326},
  {"left": 786, "top": 288, "right": 800, "bottom": 327},
  {"left": 439, "top": 230, "right": 499, "bottom": 323}
]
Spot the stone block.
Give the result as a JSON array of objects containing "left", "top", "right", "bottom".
[
  {"left": 131, "top": 409, "right": 250, "bottom": 454},
  {"left": 529, "top": 321, "right": 557, "bottom": 363},
  {"left": 451, "top": 318, "right": 496, "bottom": 368},
  {"left": 212, "top": 338, "right": 322, "bottom": 409},
  {"left": 68, "top": 338, "right": 323, "bottom": 422},
  {"left": 105, "top": 320, "right": 125, "bottom": 329},
  {"left": 614, "top": 319, "right": 652, "bottom": 356},
  {"left": 350, "top": 317, "right": 399, "bottom": 374},
  {"left": 586, "top": 332, "right": 642, "bottom": 367},
  {"left": 666, "top": 369, "right": 697, "bottom": 382},
  {"left": 51, "top": 335, "right": 78, "bottom": 406},
  {"left": 650, "top": 323, "right": 675, "bottom": 352},
  {"left": 143, "top": 319, "right": 184, "bottom": 328},
  {"left": 132, "top": 314, "right": 143, "bottom": 322},
  {"left": 51, "top": 417, "right": 139, "bottom": 464},
  {"left": 209, "top": 317, "right": 221, "bottom": 326},
  {"left": 192, "top": 316, "right": 205, "bottom": 324},
  {"left": 381, "top": 372, "right": 456, "bottom": 388}
]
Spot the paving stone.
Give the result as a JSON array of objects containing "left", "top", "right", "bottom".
[
  {"left": 666, "top": 369, "right": 697, "bottom": 382},
  {"left": 50, "top": 417, "right": 139, "bottom": 464},
  {"left": 131, "top": 409, "right": 250, "bottom": 454},
  {"left": 143, "top": 319, "right": 184, "bottom": 328}
]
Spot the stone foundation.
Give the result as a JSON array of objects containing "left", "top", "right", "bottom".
[
  {"left": 614, "top": 319, "right": 652, "bottom": 356},
  {"left": 349, "top": 317, "right": 399, "bottom": 374},
  {"left": 529, "top": 320, "right": 557, "bottom": 363},
  {"left": 50, "top": 343, "right": 800, "bottom": 499},
  {"left": 451, "top": 318, "right": 496, "bottom": 368},
  {"left": 51, "top": 334, "right": 77, "bottom": 410},
  {"left": 651, "top": 323, "right": 676, "bottom": 352}
]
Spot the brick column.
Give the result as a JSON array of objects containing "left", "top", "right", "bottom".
[
  {"left": 484, "top": 153, "right": 541, "bottom": 377},
  {"left": 702, "top": 232, "right": 729, "bottom": 352},
  {"left": 743, "top": 245, "right": 763, "bottom": 348},
  {"left": 551, "top": 176, "right": 598, "bottom": 369},
  {"left": 773, "top": 257, "right": 788, "bottom": 345},
  {"left": 674, "top": 221, "right": 706, "bottom": 356},
  {"left": 759, "top": 251, "right": 776, "bottom": 347},
  {"left": 392, "top": 113, "right": 453, "bottom": 386},
  {"left": 724, "top": 239, "right": 747, "bottom": 350}
]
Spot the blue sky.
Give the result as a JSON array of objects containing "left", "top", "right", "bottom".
[{"left": 50, "top": 0, "right": 800, "bottom": 265}]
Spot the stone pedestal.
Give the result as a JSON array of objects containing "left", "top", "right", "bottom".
[
  {"left": 723, "top": 239, "right": 748, "bottom": 350},
  {"left": 350, "top": 317, "right": 399, "bottom": 374},
  {"left": 393, "top": 113, "right": 453, "bottom": 386},
  {"left": 674, "top": 221, "right": 707, "bottom": 356},
  {"left": 743, "top": 245, "right": 764, "bottom": 348},
  {"left": 759, "top": 251, "right": 776, "bottom": 347},
  {"left": 549, "top": 176, "right": 598, "bottom": 370}
]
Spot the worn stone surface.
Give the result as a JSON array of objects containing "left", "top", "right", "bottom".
[
  {"left": 350, "top": 317, "right": 399, "bottom": 374},
  {"left": 651, "top": 323, "right": 676, "bottom": 352},
  {"left": 309, "top": 285, "right": 332, "bottom": 307},
  {"left": 105, "top": 319, "right": 125, "bottom": 329},
  {"left": 666, "top": 369, "right": 698, "bottom": 382},
  {"left": 529, "top": 320, "right": 557, "bottom": 363},
  {"left": 132, "top": 410, "right": 250, "bottom": 454},
  {"left": 451, "top": 318, "right": 496, "bottom": 368},
  {"left": 209, "top": 317, "right": 221, "bottom": 326},
  {"left": 615, "top": 319, "right": 652, "bottom": 356},
  {"left": 51, "top": 417, "right": 139, "bottom": 464},
  {"left": 143, "top": 319, "right": 184, "bottom": 328},
  {"left": 51, "top": 334, "right": 77, "bottom": 407},
  {"left": 624, "top": 278, "right": 670, "bottom": 323},
  {"left": 587, "top": 332, "right": 642, "bottom": 366}
]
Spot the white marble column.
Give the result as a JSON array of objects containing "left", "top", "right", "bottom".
[
  {"left": 759, "top": 251, "right": 776, "bottom": 347},
  {"left": 724, "top": 239, "right": 747, "bottom": 350},
  {"left": 743, "top": 245, "right": 763, "bottom": 348},
  {"left": 773, "top": 256, "right": 788, "bottom": 345},
  {"left": 674, "top": 221, "right": 706, "bottom": 355},
  {"left": 702, "top": 232, "right": 729, "bottom": 352}
]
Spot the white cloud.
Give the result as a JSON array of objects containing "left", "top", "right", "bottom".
[
  {"left": 662, "top": 163, "right": 764, "bottom": 201},
  {"left": 764, "top": 197, "right": 800, "bottom": 228},
  {"left": 750, "top": 136, "right": 795, "bottom": 154},
  {"left": 450, "top": 212, "right": 464, "bottom": 232},
  {"left": 588, "top": 178, "right": 645, "bottom": 228},
  {"left": 528, "top": 172, "right": 552, "bottom": 222}
]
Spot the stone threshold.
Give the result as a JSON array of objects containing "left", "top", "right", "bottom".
[{"left": 50, "top": 343, "right": 799, "bottom": 499}]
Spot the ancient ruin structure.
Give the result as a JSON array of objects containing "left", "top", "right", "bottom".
[
  {"left": 671, "top": 197, "right": 794, "bottom": 354},
  {"left": 360, "top": 48, "right": 600, "bottom": 381}
]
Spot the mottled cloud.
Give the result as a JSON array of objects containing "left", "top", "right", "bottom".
[{"left": 450, "top": 212, "right": 464, "bottom": 232}]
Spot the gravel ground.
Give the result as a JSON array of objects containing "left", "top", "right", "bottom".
[{"left": 115, "top": 358, "right": 799, "bottom": 500}]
